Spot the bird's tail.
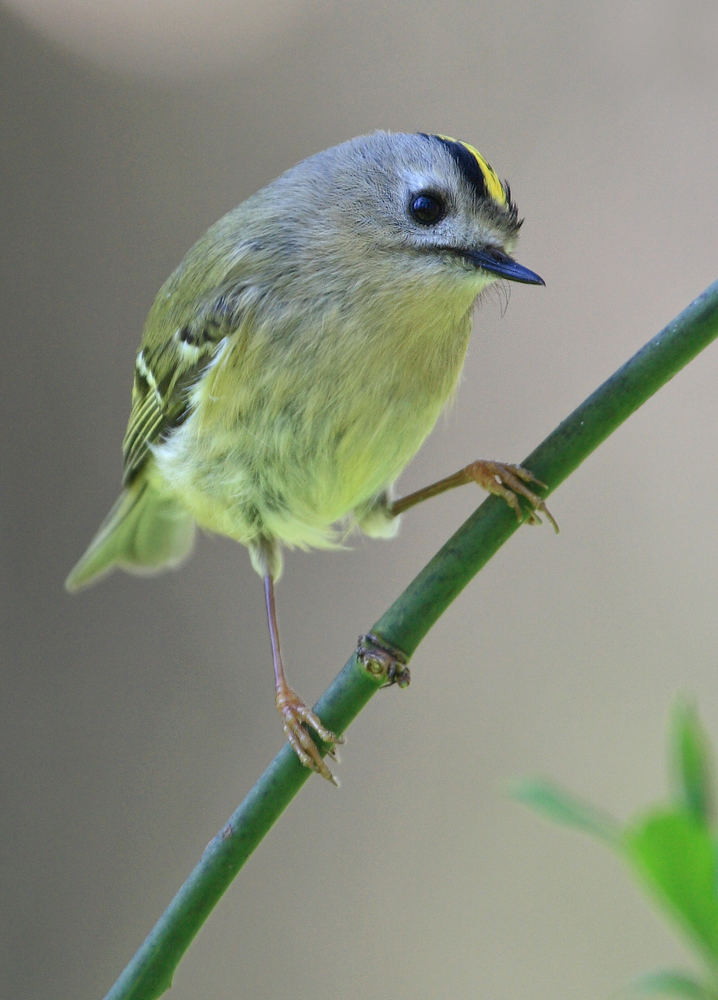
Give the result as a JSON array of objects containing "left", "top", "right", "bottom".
[{"left": 65, "top": 478, "right": 196, "bottom": 591}]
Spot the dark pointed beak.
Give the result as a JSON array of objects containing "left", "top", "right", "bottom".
[{"left": 466, "top": 247, "right": 545, "bottom": 285}]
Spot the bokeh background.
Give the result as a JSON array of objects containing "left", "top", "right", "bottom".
[{"left": 3, "top": 1, "right": 718, "bottom": 997}]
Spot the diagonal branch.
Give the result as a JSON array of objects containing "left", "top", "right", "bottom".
[{"left": 105, "top": 279, "right": 718, "bottom": 1000}]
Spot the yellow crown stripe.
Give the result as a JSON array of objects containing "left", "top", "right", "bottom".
[{"left": 437, "top": 134, "right": 507, "bottom": 207}]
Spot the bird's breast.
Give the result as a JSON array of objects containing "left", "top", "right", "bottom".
[{"left": 153, "top": 299, "right": 474, "bottom": 548}]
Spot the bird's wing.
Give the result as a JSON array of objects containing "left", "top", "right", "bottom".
[{"left": 121, "top": 290, "right": 241, "bottom": 483}]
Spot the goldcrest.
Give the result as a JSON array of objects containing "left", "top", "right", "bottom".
[{"left": 67, "top": 131, "right": 552, "bottom": 782}]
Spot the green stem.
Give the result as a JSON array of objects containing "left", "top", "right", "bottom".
[{"left": 104, "top": 280, "right": 718, "bottom": 1000}]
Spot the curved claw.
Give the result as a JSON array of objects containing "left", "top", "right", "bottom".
[
  {"left": 276, "top": 687, "right": 343, "bottom": 785},
  {"left": 465, "top": 460, "right": 559, "bottom": 533}
]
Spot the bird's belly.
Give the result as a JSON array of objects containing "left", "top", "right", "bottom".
[{"left": 152, "top": 386, "right": 444, "bottom": 550}]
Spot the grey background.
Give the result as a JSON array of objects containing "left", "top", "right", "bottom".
[{"left": 3, "top": 1, "right": 718, "bottom": 998}]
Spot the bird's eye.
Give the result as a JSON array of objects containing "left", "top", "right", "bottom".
[{"left": 409, "top": 192, "right": 445, "bottom": 226}]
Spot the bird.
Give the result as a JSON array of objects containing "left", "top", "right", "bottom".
[{"left": 66, "top": 131, "right": 554, "bottom": 783}]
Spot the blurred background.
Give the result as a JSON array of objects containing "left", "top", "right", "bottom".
[{"left": 3, "top": 1, "right": 718, "bottom": 997}]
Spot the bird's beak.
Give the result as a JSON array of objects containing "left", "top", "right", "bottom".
[{"left": 466, "top": 248, "right": 545, "bottom": 285}]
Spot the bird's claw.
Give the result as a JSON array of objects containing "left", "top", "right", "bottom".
[
  {"left": 465, "top": 460, "right": 559, "bottom": 532},
  {"left": 276, "top": 687, "right": 343, "bottom": 785}
]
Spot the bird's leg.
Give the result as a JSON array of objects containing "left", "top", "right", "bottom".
[
  {"left": 263, "top": 573, "right": 343, "bottom": 785},
  {"left": 390, "top": 459, "right": 558, "bottom": 531}
]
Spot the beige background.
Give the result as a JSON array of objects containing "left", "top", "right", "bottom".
[{"left": 3, "top": 1, "right": 718, "bottom": 997}]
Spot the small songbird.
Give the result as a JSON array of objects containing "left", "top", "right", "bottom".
[{"left": 66, "top": 131, "right": 553, "bottom": 783}]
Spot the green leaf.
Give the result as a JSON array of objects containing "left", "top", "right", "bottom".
[
  {"left": 670, "top": 701, "right": 713, "bottom": 824},
  {"left": 629, "top": 969, "right": 718, "bottom": 999},
  {"left": 510, "top": 777, "right": 620, "bottom": 843},
  {"left": 624, "top": 809, "right": 718, "bottom": 965}
]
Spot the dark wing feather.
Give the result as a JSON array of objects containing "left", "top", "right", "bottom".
[{"left": 121, "top": 292, "right": 241, "bottom": 483}]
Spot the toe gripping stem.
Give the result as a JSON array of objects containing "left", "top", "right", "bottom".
[{"left": 357, "top": 632, "right": 411, "bottom": 689}]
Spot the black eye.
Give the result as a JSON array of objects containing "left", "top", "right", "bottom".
[{"left": 409, "top": 192, "right": 445, "bottom": 226}]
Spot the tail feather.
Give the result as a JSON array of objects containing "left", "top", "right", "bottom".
[{"left": 65, "top": 480, "right": 196, "bottom": 591}]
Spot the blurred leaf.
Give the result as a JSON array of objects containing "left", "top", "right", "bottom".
[
  {"left": 629, "top": 969, "right": 718, "bottom": 998},
  {"left": 625, "top": 810, "right": 718, "bottom": 965},
  {"left": 510, "top": 777, "right": 620, "bottom": 843},
  {"left": 671, "top": 701, "right": 713, "bottom": 824}
]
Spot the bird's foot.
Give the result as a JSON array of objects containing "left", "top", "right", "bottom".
[
  {"left": 275, "top": 685, "right": 343, "bottom": 785},
  {"left": 465, "top": 459, "right": 558, "bottom": 532}
]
